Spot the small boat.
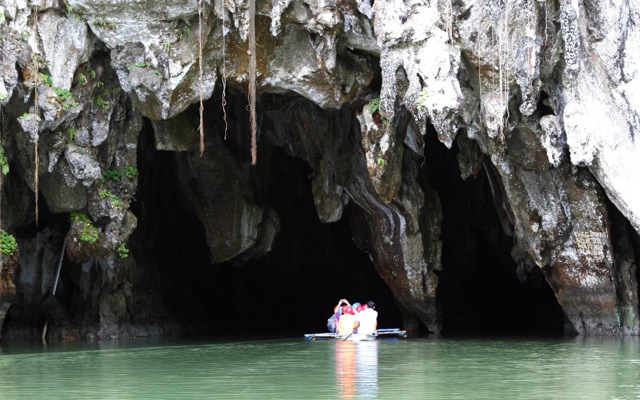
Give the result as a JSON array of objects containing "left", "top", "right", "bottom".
[{"left": 304, "top": 328, "right": 407, "bottom": 341}]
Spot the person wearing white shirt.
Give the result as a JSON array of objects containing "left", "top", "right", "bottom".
[{"left": 356, "top": 301, "right": 378, "bottom": 335}]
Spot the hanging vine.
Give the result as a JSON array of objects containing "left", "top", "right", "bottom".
[
  {"left": 248, "top": 0, "right": 257, "bottom": 165},
  {"left": 198, "top": 0, "right": 205, "bottom": 156},
  {"left": 221, "top": 0, "right": 228, "bottom": 140},
  {"left": 0, "top": 107, "right": 4, "bottom": 272},
  {"left": 31, "top": 2, "right": 40, "bottom": 225}
]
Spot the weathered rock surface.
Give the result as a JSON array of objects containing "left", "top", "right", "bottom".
[{"left": 0, "top": 0, "right": 639, "bottom": 338}]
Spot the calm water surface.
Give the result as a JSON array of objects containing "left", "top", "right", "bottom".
[{"left": 0, "top": 336, "right": 639, "bottom": 399}]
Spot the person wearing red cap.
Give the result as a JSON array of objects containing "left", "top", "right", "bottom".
[
  {"left": 336, "top": 305, "right": 358, "bottom": 335},
  {"left": 328, "top": 299, "right": 351, "bottom": 333}
]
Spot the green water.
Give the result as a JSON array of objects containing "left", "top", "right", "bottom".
[{"left": 0, "top": 336, "right": 639, "bottom": 399}]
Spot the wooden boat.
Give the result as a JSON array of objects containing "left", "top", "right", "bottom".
[{"left": 304, "top": 328, "right": 407, "bottom": 341}]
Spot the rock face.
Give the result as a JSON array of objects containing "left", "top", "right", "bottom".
[{"left": 0, "top": 0, "right": 638, "bottom": 338}]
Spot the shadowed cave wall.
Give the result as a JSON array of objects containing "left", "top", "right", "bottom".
[
  {"left": 130, "top": 94, "right": 566, "bottom": 337},
  {"left": 422, "top": 127, "right": 565, "bottom": 335}
]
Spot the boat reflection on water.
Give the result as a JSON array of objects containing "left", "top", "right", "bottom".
[{"left": 334, "top": 340, "right": 378, "bottom": 399}]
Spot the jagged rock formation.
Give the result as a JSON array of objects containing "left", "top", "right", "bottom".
[{"left": 0, "top": 0, "right": 638, "bottom": 339}]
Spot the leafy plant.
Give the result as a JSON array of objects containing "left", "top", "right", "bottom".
[
  {"left": 87, "top": 66, "right": 97, "bottom": 79},
  {"left": 366, "top": 97, "right": 388, "bottom": 126},
  {"left": 102, "top": 169, "right": 121, "bottom": 182},
  {"left": 128, "top": 62, "right": 150, "bottom": 71},
  {"left": 117, "top": 242, "right": 129, "bottom": 259},
  {"left": 71, "top": 212, "right": 99, "bottom": 244},
  {"left": 53, "top": 87, "right": 77, "bottom": 110},
  {"left": 78, "top": 73, "right": 88, "bottom": 86},
  {"left": 0, "top": 145, "right": 8, "bottom": 175},
  {"left": 64, "top": 1, "right": 72, "bottom": 15},
  {"left": 376, "top": 157, "right": 386, "bottom": 166},
  {"left": 0, "top": 94, "right": 6, "bottom": 101},
  {"left": 67, "top": 126, "right": 77, "bottom": 143},
  {"left": 95, "top": 94, "right": 110, "bottom": 111},
  {"left": 367, "top": 97, "right": 381, "bottom": 115},
  {"left": 176, "top": 21, "right": 192, "bottom": 42},
  {"left": 0, "top": 230, "right": 18, "bottom": 255},
  {"left": 40, "top": 72, "right": 53, "bottom": 86},
  {"left": 99, "top": 189, "right": 123, "bottom": 208},
  {"left": 124, "top": 166, "right": 138, "bottom": 179},
  {"left": 162, "top": 41, "right": 171, "bottom": 51},
  {"left": 417, "top": 89, "right": 428, "bottom": 112}
]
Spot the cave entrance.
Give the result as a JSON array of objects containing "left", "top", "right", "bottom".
[
  {"left": 133, "top": 119, "right": 401, "bottom": 337},
  {"left": 422, "top": 127, "right": 565, "bottom": 336},
  {"left": 134, "top": 92, "right": 564, "bottom": 338}
]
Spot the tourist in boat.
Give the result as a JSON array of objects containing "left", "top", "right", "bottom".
[
  {"left": 336, "top": 305, "right": 359, "bottom": 335},
  {"left": 356, "top": 301, "right": 378, "bottom": 335},
  {"left": 328, "top": 298, "right": 351, "bottom": 333}
]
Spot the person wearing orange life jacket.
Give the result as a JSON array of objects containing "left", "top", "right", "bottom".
[
  {"left": 336, "top": 305, "right": 359, "bottom": 335},
  {"left": 328, "top": 299, "right": 351, "bottom": 333}
]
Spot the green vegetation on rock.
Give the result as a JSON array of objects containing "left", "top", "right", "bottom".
[
  {"left": 40, "top": 72, "right": 53, "bottom": 86},
  {"left": 67, "top": 126, "right": 77, "bottom": 143},
  {"left": 99, "top": 189, "right": 123, "bottom": 208},
  {"left": 102, "top": 169, "right": 121, "bottom": 182},
  {"left": 124, "top": 166, "right": 138, "bottom": 179},
  {"left": 0, "top": 230, "right": 18, "bottom": 255},
  {"left": 117, "top": 242, "right": 129, "bottom": 259},
  {"left": 71, "top": 212, "right": 99, "bottom": 244},
  {"left": 367, "top": 97, "right": 381, "bottom": 115},
  {"left": 417, "top": 89, "right": 428, "bottom": 112},
  {"left": 54, "top": 87, "right": 77, "bottom": 110},
  {"left": 0, "top": 144, "right": 9, "bottom": 175}
]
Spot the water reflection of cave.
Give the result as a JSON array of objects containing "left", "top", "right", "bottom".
[
  {"left": 133, "top": 114, "right": 401, "bottom": 337},
  {"left": 422, "top": 125, "right": 565, "bottom": 335}
]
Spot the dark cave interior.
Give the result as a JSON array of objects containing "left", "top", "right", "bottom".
[{"left": 131, "top": 95, "right": 566, "bottom": 338}]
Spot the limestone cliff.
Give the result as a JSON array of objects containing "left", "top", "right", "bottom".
[{"left": 0, "top": 0, "right": 638, "bottom": 339}]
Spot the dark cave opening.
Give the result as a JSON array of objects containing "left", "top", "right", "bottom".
[
  {"left": 131, "top": 91, "right": 566, "bottom": 339},
  {"left": 133, "top": 115, "right": 401, "bottom": 337},
  {"left": 422, "top": 125, "right": 565, "bottom": 336}
]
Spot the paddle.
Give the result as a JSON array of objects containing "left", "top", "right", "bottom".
[
  {"left": 342, "top": 330, "right": 355, "bottom": 341},
  {"left": 342, "top": 330, "right": 356, "bottom": 341},
  {"left": 342, "top": 317, "right": 361, "bottom": 340}
]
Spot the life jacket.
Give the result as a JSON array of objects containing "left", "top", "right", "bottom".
[{"left": 337, "top": 313, "right": 357, "bottom": 335}]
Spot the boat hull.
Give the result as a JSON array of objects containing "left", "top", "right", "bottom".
[{"left": 304, "top": 328, "right": 407, "bottom": 341}]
